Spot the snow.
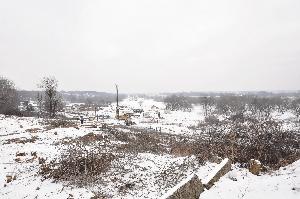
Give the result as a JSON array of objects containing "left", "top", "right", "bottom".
[
  {"left": 0, "top": 116, "right": 95, "bottom": 199},
  {"left": 201, "top": 160, "right": 300, "bottom": 199},
  {"left": 202, "top": 158, "right": 229, "bottom": 185},
  {"left": 0, "top": 114, "right": 209, "bottom": 198},
  {"left": 1, "top": 97, "right": 300, "bottom": 198}
]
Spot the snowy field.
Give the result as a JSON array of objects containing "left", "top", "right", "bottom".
[
  {"left": 202, "top": 160, "right": 300, "bottom": 199},
  {"left": 1, "top": 97, "right": 300, "bottom": 199},
  {"left": 0, "top": 115, "right": 212, "bottom": 198}
]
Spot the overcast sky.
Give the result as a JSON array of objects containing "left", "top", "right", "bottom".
[{"left": 1, "top": 0, "right": 300, "bottom": 93}]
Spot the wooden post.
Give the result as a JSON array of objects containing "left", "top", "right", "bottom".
[
  {"left": 95, "top": 106, "right": 98, "bottom": 121},
  {"left": 115, "top": 84, "right": 119, "bottom": 119}
]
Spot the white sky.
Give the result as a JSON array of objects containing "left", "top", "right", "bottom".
[{"left": 1, "top": 0, "right": 300, "bottom": 93}]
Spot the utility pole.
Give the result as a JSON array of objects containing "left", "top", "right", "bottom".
[
  {"left": 95, "top": 106, "right": 98, "bottom": 121},
  {"left": 115, "top": 84, "right": 119, "bottom": 119}
]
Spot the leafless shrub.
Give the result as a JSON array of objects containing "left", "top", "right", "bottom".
[
  {"left": 170, "top": 116, "right": 300, "bottom": 169},
  {"left": 44, "top": 119, "right": 77, "bottom": 129},
  {"left": 109, "top": 127, "right": 212, "bottom": 164},
  {"left": 19, "top": 111, "right": 39, "bottom": 117},
  {"left": 3, "top": 136, "right": 38, "bottom": 144},
  {"left": 164, "top": 95, "right": 192, "bottom": 111},
  {"left": 78, "top": 132, "right": 108, "bottom": 144},
  {"left": 195, "top": 117, "right": 300, "bottom": 169},
  {"left": 90, "top": 191, "right": 109, "bottom": 199},
  {"left": 290, "top": 98, "right": 300, "bottom": 120},
  {"left": 199, "top": 96, "right": 215, "bottom": 116},
  {"left": 111, "top": 129, "right": 169, "bottom": 154},
  {"left": 40, "top": 144, "right": 115, "bottom": 186},
  {"left": 205, "top": 95, "right": 291, "bottom": 119},
  {"left": 170, "top": 140, "right": 202, "bottom": 159},
  {"left": 204, "top": 115, "right": 220, "bottom": 125},
  {"left": 110, "top": 129, "right": 133, "bottom": 143},
  {"left": 25, "top": 128, "right": 42, "bottom": 133},
  {"left": 248, "top": 97, "right": 277, "bottom": 118},
  {"left": 215, "top": 95, "right": 247, "bottom": 116}
]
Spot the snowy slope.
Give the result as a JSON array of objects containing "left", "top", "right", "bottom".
[
  {"left": 0, "top": 116, "right": 94, "bottom": 199},
  {"left": 1, "top": 97, "right": 299, "bottom": 199},
  {"left": 202, "top": 160, "right": 300, "bottom": 199}
]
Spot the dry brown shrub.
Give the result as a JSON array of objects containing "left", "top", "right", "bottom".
[
  {"left": 3, "top": 136, "right": 38, "bottom": 144},
  {"left": 170, "top": 141, "right": 197, "bottom": 157},
  {"left": 25, "top": 128, "right": 42, "bottom": 133},
  {"left": 40, "top": 144, "right": 115, "bottom": 186},
  {"left": 193, "top": 117, "right": 300, "bottom": 169},
  {"left": 76, "top": 132, "right": 105, "bottom": 143},
  {"left": 44, "top": 119, "right": 78, "bottom": 130},
  {"left": 60, "top": 133, "right": 109, "bottom": 146},
  {"left": 110, "top": 129, "right": 169, "bottom": 154}
]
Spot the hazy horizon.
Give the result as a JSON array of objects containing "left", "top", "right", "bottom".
[
  {"left": 16, "top": 88, "right": 300, "bottom": 95},
  {"left": 1, "top": 0, "right": 300, "bottom": 93}
]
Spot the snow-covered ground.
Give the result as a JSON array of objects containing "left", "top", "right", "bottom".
[
  {"left": 0, "top": 116, "right": 94, "bottom": 199},
  {"left": 1, "top": 97, "right": 299, "bottom": 198},
  {"left": 0, "top": 115, "right": 210, "bottom": 198},
  {"left": 202, "top": 160, "right": 300, "bottom": 199},
  {"left": 88, "top": 97, "right": 205, "bottom": 136}
]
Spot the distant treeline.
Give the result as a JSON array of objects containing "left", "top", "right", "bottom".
[
  {"left": 164, "top": 93, "right": 300, "bottom": 119},
  {"left": 142, "top": 91, "right": 300, "bottom": 103},
  {"left": 18, "top": 90, "right": 127, "bottom": 105},
  {"left": 161, "top": 91, "right": 300, "bottom": 98}
]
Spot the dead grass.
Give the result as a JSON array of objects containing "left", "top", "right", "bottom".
[
  {"left": 3, "top": 136, "right": 38, "bottom": 144},
  {"left": 25, "top": 128, "right": 42, "bottom": 133},
  {"left": 114, "top": 118, "right": 300, "bottom": 169},
  {"left": 39, "top": 117, "right": 300, "bottom": 192},
  {"left": 44, "top": 119, "right": 78, "bottom": 130},
  {"left": 193, "top": 117, "right": 300, "bottom": 169},
  {"left": 40, "top": 144, "right": 115, "bottom": 186}
]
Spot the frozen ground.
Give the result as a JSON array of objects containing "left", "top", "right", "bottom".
[
  {"left": 202, "top": 160, "right": 300, "bottom": 199},
  {"left": 0, "top": 116, "right": 94, "bottom": 199},
  {"left": 1, "top": 97, "right": 300, "bottom": 198},
  {"left": 0, "top": 115, "right": 211, "bottom": 199}
]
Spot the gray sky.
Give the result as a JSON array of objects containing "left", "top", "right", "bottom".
[{"left": 1, "top": 0, "right": 300, "bottom": 93}]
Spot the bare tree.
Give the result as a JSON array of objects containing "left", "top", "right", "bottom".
[
  {"left": 273, "top": 97, "right": 290, "bottom": 114},
  {"left": 290, "top": 98, "right": 300, "bottom": 120},
  {"left": 38, "top": 76, "right": 62, "bottom": 118},
  {"left": 85, "top": 97, "right": 93, "bottom": 106},
  {"left": 249, "top": 97, "right": 276, "bottom": 118},
  {"left": 164, "top": 95, "right": 192, "bottom": 111},
  {"left": 199, "top": 96, "right": 215, "bottom": 116},
  {"left": 36, "top": 92, "right": 43, "bottom": 118},
  {"left": 215, "top": 95, "right": 246, "bottom": 116},
  {"left": 0, "top": 76, "right": 19, "bottom": 115}
]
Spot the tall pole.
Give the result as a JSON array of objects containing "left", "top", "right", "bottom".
[
  {"left": 115, "top": 84, "right": 119, "bottom": 119},
  {"left": 95, "top": 106, "right": 98, "bottom": 121}
]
